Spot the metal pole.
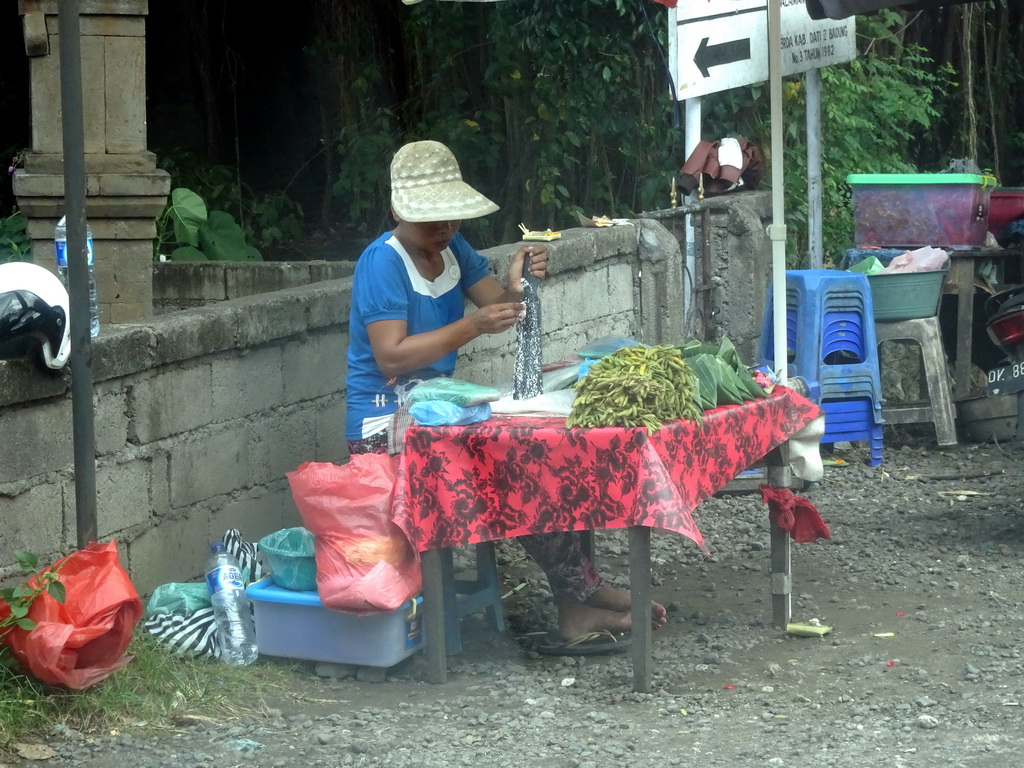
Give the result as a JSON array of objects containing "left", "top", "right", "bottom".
[
  {"left": 806, "top": 69, "right": 823, "bottom": 269},
  {"left": 58, "top": 0, "right": 98, "bottom": 548}
]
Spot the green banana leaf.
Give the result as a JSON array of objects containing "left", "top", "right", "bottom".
[
  {"left": 712, "top": 357, "right": 748, "bottom": 405},
  {"left": 677, "top": 337, "right": 765, "bottom": 401},
  {"left": 716, "top": 336, "right": 742, "bottom": 369},
  {"left": 685, "top": 353, "right": 720, "bottom": 409},
  {"left": 678, "top": 340, "right": 721, "bottom": 359},
  {"left": 717, "top": 337, "right": 765, "bottom": 399},
  {"left": 736, "top": 365, "right": 767, "bottom": 399}
]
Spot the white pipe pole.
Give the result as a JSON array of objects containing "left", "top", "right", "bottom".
[
  {"left": 806, "top": 69, "right": 823, "bottom": 269},
  {"left": 669, "top": 4, "right": 699, "bottom": 340},
  {"left": 684, "top": 97, "right": 702, "bottom": 339},
  {"left": 768, "top": 0, "right": 788, "bottom": 386}
]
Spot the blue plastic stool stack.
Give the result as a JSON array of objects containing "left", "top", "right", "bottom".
[{"left": 758, "top": 269, "right": 885, "bottom": 466}]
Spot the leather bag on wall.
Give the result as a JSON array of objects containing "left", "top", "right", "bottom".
[{"left": 677, "top": 138, "right": 763, "bottom": 199}]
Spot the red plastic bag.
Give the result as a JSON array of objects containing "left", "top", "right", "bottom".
[
  {"left": 286, "top": 455, "right": 422, "bottom": 614},
  {"left": 0, "top": 541, "right": 143, "bottom": 689}
]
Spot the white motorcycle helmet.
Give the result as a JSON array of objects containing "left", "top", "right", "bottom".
[{"left": 0, "top": 261, "right": 72, "bottom": 371}]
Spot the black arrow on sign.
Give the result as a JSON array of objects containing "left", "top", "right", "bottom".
[{"left": 694, "top": 36, "right": 752, "bottom": 78}]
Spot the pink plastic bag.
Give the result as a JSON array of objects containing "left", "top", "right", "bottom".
[
  {"left": 880, "top": 246, "right": 950, "bottom": 274},
  {"left": 286, "top": 455, "right": 422, "bottom": 614}
]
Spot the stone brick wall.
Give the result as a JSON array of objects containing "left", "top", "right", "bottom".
[
  {"left": 0, "top": 221, "right": 694, "bottom": 596},
  {"left": 643, "top": 190, "right": 773, "bottom": 363},
  {"left": 15, "top": 0, "right": 171, "bottom": 323}
]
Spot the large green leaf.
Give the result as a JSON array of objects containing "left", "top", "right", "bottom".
[
  {"left": 168, "top": 188, "right": 208, "bottom": 247},
  {"left": 678, "top": 340, "right": 721, "bottom": 359},
  {"left": 198, "top": 210, "right": 262, "bottom": 261},
  {"left": 169, "top": 245, "right": 208, "bottom": 261}
]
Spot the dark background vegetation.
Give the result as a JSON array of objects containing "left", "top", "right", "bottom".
[{"left": 1, "top": 0, "right": 1021, "bottom": 265}]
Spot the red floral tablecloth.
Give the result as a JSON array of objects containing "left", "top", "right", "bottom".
[{"left": 392, "top": 386, "right": 820, "bottom": 553}]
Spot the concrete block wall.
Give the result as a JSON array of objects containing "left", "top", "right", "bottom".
[
  {"left": 643, "top": 190, "right": 773, "bottom": 363},
  {"left": 0, "top": 282, "right": 350, "bottom": 596},
  {"left": 152, "top": 260, "right": 357, "bottom": 313},
  {"left": 0, "top": 222, "right": 681, "bottom": 597}
]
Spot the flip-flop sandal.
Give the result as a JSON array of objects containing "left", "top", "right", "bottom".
[{"left": 535, "top": 629, "right": 632, "bottom": 656}]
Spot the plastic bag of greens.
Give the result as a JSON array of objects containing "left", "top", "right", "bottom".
[
  {"left": 405, "top": 377, "right": 501, "bottom": 406},
  {"left": 144, "top": 582, "right": 212, "bottom": 618}
]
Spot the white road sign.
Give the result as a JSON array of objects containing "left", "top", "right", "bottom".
[{"left": 674, "top": 0, "right": 856, "bottom": 100}]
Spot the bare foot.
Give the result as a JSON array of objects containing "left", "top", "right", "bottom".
[
  {"left": 556, "top": 598, "right": 631, "bottom": 641},
  {"left": 584, "top": 584, "right": 667, "bottom": 629}
]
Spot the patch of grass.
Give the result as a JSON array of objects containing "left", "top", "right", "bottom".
[{"left": 0, "top": 629, "right": 301, "bottom": 744}]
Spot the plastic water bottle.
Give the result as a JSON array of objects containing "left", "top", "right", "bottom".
[
  {"left": 54, "top": 215, "right": 100, "bottom": 337},
  {"left": 204, "top": 541, "right": 259, "bottom": 666}
]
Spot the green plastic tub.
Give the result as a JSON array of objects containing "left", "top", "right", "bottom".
[
  {"left": 259, "top": 527, "right": 318, "bottom": 592},
  {"left": 848, "top": 173, "right": 992, "bottom": 248},
  {"left": 867, "top": 268, "right": 947, "bottom": 322}
]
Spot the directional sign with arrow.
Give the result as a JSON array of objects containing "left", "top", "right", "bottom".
[
  {"left": 694, "top": 36, "right": 752, "bottom": 79},
  {"left": 674, "top": 0, "right": 855, "bottom": 100}
]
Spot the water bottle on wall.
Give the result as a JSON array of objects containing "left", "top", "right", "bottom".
[
  {"left": 54, "top": 215, "right": 100, "bottom": 337},
  {"left": 204, "top": 541, "right": 259, "bottom": 666}
]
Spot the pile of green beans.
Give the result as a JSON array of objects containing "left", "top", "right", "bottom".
[{"left": 566, "top": 345, "right": 703, "bottom": 432}]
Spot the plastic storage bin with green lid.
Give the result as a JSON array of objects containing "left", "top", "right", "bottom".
[{"left": 847, "top": 173, "right": 992, "bottom": 249}]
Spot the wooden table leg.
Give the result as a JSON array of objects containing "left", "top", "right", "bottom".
[
  {"left": 628, "top": 526, "right": 652, "bottom": 693},
  {"left": 420, "top": 548, "right": 447, "bottom": 684},
  {"left": 952, "top": 258, "right": 975, "bottom": 401}
]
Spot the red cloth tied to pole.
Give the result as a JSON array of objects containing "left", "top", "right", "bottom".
[{"left": 758, "top": 484, "right": 832, "bottom": 543}]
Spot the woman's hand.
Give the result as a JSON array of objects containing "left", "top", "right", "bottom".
[
  {"left": 506, "top": 244, "right": 549, "bottom": 295},
  {"left": 470, "top": 301, "right": 527, "bottom": 335}
]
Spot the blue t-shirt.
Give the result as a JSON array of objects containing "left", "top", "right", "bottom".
[{"left": 345, "top": 232, "right": 491, "bottom": 440}]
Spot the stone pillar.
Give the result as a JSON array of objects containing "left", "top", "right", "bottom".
[{"left": 13, "top": 0, "right": 169, "bottom": 324}]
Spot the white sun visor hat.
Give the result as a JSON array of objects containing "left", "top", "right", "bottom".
[{"left": 390, "top": 140, "right": 499, "bottom": 223}]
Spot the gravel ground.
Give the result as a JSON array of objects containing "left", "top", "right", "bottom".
[{"left": 8, "top": 428, "right": 1024, "bottom": 768}]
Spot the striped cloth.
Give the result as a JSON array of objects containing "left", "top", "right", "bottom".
[{"left": 143, "top": 529, "right": 264, "bottom": 659}]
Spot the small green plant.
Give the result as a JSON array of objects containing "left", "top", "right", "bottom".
[
  {"left": 156, "top": 152, "right": 304, "bottom": 259},
  {"left": 0, "top": 550, "right": 66, "bottom": 670},
  {"left": 155, "top": 188, "right": 262, "bottom": 262},
  {"left": 0, "top": 550, "right": 297, "bottom": 743},
  {"left": 248, "top": 191, "right": 304, "bottom": 252},
  {"left": 0, "top": 628, "right": 299, "bottom": 744},
  {"left": 0, "top": 209, "right": 30, "bottom": 263}
]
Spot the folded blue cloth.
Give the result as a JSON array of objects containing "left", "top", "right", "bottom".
[{"left": 409, "top": 400, "right": 491, "bottom": 426}]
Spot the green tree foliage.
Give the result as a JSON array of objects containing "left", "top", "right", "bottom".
[
  {"left": 327, "top": 0, "right": 681, "bottom": 248},
  {"left": 321, "top": 2, "right": 970, "bottom": 262},
  {"left": 164, "top": 1, "right": 1023, "bottom": 264}
]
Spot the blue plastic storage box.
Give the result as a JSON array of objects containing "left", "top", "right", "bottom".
[{"left": 246, "top": 578, "right": 423, "bottom": 667}]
